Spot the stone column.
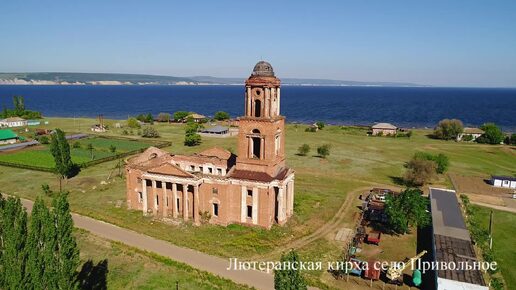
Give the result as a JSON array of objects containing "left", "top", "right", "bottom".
[
  {"left": 247, "top": 87, "right": 252, "bottom": 116},
  {"left": 194, "top": 185, "right": 200, "bottom": 225},
  {"left": 289, "top": 180, "right": 295, "bottom": 215},
  {"left": 183, "top": 184, "right": 188, "bottom": 221},
  {"left": 241, "top": 186, "right": 247, "bottom": 223},
  {"left": 264, "top": 87, "right": 270, "bottom": 117},
  {"left": 172, "top": 183, "right": 178, "bottom": 218},
  {"left": 248, "top": 137, "right": 253, "bottom": 159},
  {"left": 252, "top": 187, "right": 259, "bottom": 225},
  {"left": 271, "top": 87, "right": 276, "bottom": 116},
  {"left": 260, "top": 137, "right": 265, "bottom": 159},
  {"left": 142, "top": 179, "right": 148, "bottom": 215},
  {"left": 278, "top": 187, "right": 286, "bottom": 223},
  {"left": 277, "top": 87, "right": 281, "bottom": 115},
  {"left": 162, "top": 182, "right": 168, "bottom": 216},
  {"left": 151, "top": 180, "right": 157, "bottom": 214}
]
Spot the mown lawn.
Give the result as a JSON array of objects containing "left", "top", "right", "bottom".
[
  {"left": 0, "top": 137, "right": 151, "bottom": 169},
  {"left": 473, "top": 206, "right": 516, "bottom": 288}
]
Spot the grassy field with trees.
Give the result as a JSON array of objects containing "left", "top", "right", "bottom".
[{"left": 0, "top": 117, "right": 514, "bottom": 288}]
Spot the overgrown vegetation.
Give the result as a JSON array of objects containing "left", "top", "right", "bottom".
[
  {"left": 274, "top": 250, "right": 307, "bottom": 290},
  {"left": 297, "top": 144, "right": 310, "bottom": 156},
  {"left": 141, "top": 126, "right": 160, "bottom": 138},
  {"left": 214, "top": 111, "right": 230, "bottom": 121},
  {"left": 184, "top": 120, "right": 202, "bottom": 146},
  {"left": 476, "top": 123, "right": 504, "bottom": 144},
  {"left": 316, "top": 144, "right": 331, "bottom": 158},
  {"left": 404, "top": 152, "right": 449, "bottom": 186}
]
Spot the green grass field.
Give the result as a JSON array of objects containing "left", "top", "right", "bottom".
[
  {"left": 0, "top": 136, "right": 151, "bottom": 169},
  {"left": 473, "top": 206, "right": 516, "bottom": 288},
  {"left": 76, "top": 229, "right": 251, "bottom": 290},
  {"left": 1, "top": 117, "right": 515, "bottom": 289}
]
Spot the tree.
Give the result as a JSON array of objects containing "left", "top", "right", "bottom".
[
  {"left": 505, "top": 133, "right": 516, "bottom": 145},
  {"left": 404, "top": 158, "right": 436, "bottom": 186},
  {"left": 13, "top": 96, "right": 25, "bottom": 115},
  {"left": 173, "top": 111, "right": 190, "bottom": 122},
  {"left": 184, "top": 120, "right": 202, "bottom": 146},
  {"left": 316, "top": 144, "right": 331, "bottom": 158},
  {"left": 297, "top": 144, "right": 310, "bottom": 156},
  {"left": 86, "top": 143, "right": 94, "bottom": 160},
  {"left": 127, "top": 117, "right": 141, "bottom": 129},
  {"left": 433, "top": 119, "right": 464, "bottom": 140},
  {"left": 0, "top": 197, "right": 28, "bottom": 289},
  {"left": 142, "top": 126, "right": 160, "bottom": 138},
  {"left": 50, "top": 129, "right": 76, "bottom": 192},
  {"left": 274, "top": 250, "right": 307, "bottom": 290},
  {"left": 214, "top": 111, "right": 230, "bottom": 121},
  {"left": 25, "top": 197, "right": 52, "bottom": 289},
  {"left": 413, "top": 152, "right": 449, "bottom": 174},
  {"left": 385, "top": 188, "right": 430, "bottom": 234},
  {"left": 477, "top": 123, "right": 504, "bottom": 144},
  {"left": 52, "top": 193, "right": 80, "bottom": 290},
  {"left": 157, "top": 112, "right": 171, "bottom": 123},
  {"left": 315, "top": 121, "right": 325, "bottom": 130}
]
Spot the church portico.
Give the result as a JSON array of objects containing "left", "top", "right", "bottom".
[{"left": 126, "top": 61, "right": 295, "bottom": 229}]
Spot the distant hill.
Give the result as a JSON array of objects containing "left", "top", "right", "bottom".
[{"left": 0, "top": 72, "right": 421, "bottom": 87}]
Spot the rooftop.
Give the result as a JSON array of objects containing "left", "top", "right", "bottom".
[
  {"left": 0, "top": 129, "right": 18, "bottom": 140},
  {"left": 371, "top": 122, "right": 397, "bottom": 129},
  {"left": 492, "top": 175, "right": 516, "bottom": 182},
  {"left": 463, "top": 127, "right": 484, "bottom": 134},
  {"left": 200, "top": 125, "right": 229, "bottom": 134},
  {"left": 430, "top": 188, "right": 470, "bottom": 240},
  {"left": 2, "top": 117, "right": 26, "bottom": 122},
  {"left": 252, "top": 61, "right": 275, "bottom": 77}
]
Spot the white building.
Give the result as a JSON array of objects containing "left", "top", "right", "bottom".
[
  {"left": 0, "top": 117, "right": 28, "bottom": 128},
  {"left": 491, "top": 176, "right": 516, "bottom": 189},
  {"left": 371, "top": 123, "right": 397, "bottom": 136},
  {"left": 457, "top": 127, "right": 484, "bottom": 141}
]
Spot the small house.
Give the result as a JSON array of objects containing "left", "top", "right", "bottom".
[
  {"left": 0, "top": 117, "right": 28, "bottom": 128},
  {"left": 491, "top": 176, "right": 516, "bottom": 189},
  {"left": 0, "top": 129, "right": 19, "bottom": 145},
  {"left": 90, "top": 124, "right": 107, "bottom": 133},
  {"left": 371, "top": 123, "right": 397, "bottom": 136},
  {"left": 457, "top": 127, "right": 484, "bottom": 141},
  {"left": 188, "top": 113, "right": 207, "bottom": 123}
]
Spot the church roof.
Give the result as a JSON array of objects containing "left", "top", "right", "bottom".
[
  {"left": 197, "top": 147, "right": 232, "bottom": 160},
  {"left": 252, "top": 61, "right": 275, "bottom": 77},
  {"left": 230, "top": 168, "right": 291, "bottom": 182},
  {"left": 148, "top": 163, "right": 193, "bottom": 178}
]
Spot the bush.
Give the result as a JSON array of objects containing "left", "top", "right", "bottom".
[
  {"left": 315, "top": 121, "right": 325, "bottom": 129},
  {"left": 38, "top": 135, "right": 50, "bottom": 144},
  {"left": 490, "top": 278, "right": 504, "bottom": 290},
  {"left": 214, "top": 111, "right": 230, "bottom": 121},
  {"left": 317, "top": 144, "right": 331, "bottom": 158},
  {"left": 72, "top": 141, "right": 81, "bottom": 149},
  {"left": 184, "top": 133, "right": 201, "bottom": 146},
  {"left": 433, "top": 119, "right": 464, "bottom": 140},
  {"left": 404, "top": 158, "right": 436, "bottom": 186},
  {"left": 121, "top": 129, "right": 129, "bottom": 135},
  {"left": 141, "top": 126, "right": 160, "bottom": 138},
  {"left": 41, "top": 183, "right": 53, "bottom": 196},
  {"left": 477, "top": 123, "right": 504, "bottom": 144},
  {"left": 414, "top": 152, "right": 449, "bottom": 174},
  {"left": 305, "top": 126, "right": 317, "bottom": 132},
  {"left": 462, "top": 134, "right": 474, "bottom": 142},
  {"left": 127, "top": 118, "right": 141, "bottom": 129},
  {"left": 298, "top": 144, "right": 310, "bottom": 156}
]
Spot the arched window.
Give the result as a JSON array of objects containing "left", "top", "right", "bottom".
[
  {"left": 252, "top": 129, "right": 260, "bottom": 134},
  {"left": 148, "top": 153, "right": 158, "bottom": 160},
  {"left": 254, "top": 99, "right": 261, "bottom": 117}
]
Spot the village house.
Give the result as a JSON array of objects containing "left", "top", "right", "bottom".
[
  {"left": 125, "top": 61, "right": 295, "bottom": 228},
  {"left": 0, "top": 117, "right": 28, "bottom": 128},
  {"left": 491, "top": 175, "right": 516, "bottom": 189},
  {"left": 0, "top": 129, "right": 19, "bottom": 145},
  {"left": 371, "top": 122, "right": 397, "bottom": 136},
  {"left": 188, "top": 113, "right": 207, "bottom": 123},
  {"left": 457, "top": 127, "right": 484, "bottom": 141}
]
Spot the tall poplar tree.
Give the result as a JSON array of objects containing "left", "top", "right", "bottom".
[
  {"left": 52, "top": 192, "right": 80, "bottom": 289},
  {"left": 50, "top": 129, "right": 74, "bottom": 192},
  {"left": 26, "top": 197, "right": 52, "bottom": 289},
  {"left": 0, "top": 197, "right": 28, "bottom": 289}
]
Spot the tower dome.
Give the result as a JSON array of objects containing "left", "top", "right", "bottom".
[{"left": 252, "top": 61, "right": 275, "bottom": 77}]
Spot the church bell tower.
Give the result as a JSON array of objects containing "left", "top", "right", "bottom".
[{"left": 236, "top": 61, "right": 286, "bottom": 177}]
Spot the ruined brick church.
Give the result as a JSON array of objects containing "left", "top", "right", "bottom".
[{"left": 125, "top": 61, "right": 295, "bottom": 228}]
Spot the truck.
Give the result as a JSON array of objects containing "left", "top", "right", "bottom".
[{"left": 365, "top": 231, "right": 381, "bottom": 245}]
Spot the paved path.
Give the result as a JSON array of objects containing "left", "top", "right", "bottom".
[
  {"left": 471, "top": 201, "right": 516, "bottom": 214},
  {"left": 20, "top": 198, "right": 276, "bottom": 290}
]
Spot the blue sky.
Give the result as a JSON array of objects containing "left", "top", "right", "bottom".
[{"left": 1, "top": 1, "right": 515, "bottom": 87}]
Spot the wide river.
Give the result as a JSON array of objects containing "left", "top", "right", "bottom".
[{"left": 0, "top": 85, "right": 515, "bottom": 131}]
